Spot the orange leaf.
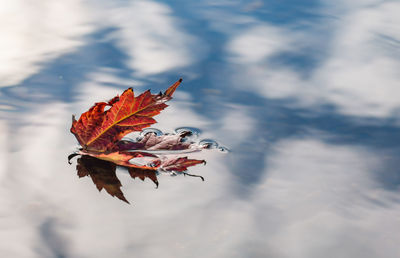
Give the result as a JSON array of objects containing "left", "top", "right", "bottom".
[{"left": 71, "top": 79, "right": 182, "bottom": 152}]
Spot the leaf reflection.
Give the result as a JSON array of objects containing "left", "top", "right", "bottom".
[
  {"left": 76, "top": 155, "right": 129, "bottom": 203},
  {"left": 71, "top": 154, "right": 205, "bottom": 204}
]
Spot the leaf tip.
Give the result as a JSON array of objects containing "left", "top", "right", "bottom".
[{"left": 164, "top": 78, "right": 182, "bottom": 97}]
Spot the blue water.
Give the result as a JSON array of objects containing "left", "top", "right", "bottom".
[{"left": 1, "top": 1, "right": 400, "bottom": 257}]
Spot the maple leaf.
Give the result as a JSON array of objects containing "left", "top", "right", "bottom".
[
  {"left": 71, "top": 79, "right": 182, "bottom": 152},
  {"left": 69, "top": 78, "right": 210, "bottom": 203}
]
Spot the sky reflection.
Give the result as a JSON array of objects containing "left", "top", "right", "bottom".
[
  {"left": 0, "top": 0, "right": 400, "bottom": 257},
  {"left": 220, "top": 1, "right": 400, "bottom": 118}
]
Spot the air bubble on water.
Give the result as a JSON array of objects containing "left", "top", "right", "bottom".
[
  {"left": 175, "top": 127, "right": 200, "bottom": 142},
  {"left": 199, "top": 139, "right": 219, "bottom": 149},
  {"left": 218, "top": 146, "right": 229, "bottom": 153},
  {"left": 140, "top": 128, "right": 163, "bottom": 137},
  {"left": 175, "top": 127, "right": 200, "bottom": 137}
]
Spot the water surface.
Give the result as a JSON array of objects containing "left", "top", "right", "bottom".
[{"left": 1, "top": 1, "right": 400, "bottom": 257}]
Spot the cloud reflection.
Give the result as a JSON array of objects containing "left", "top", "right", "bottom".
[
  {"left": 103, "top": 0, "right": 199, "bottom": 76},
  {"left": 227, "top": 25, "right": 291, "bottom": 64},
  {"left": 1, "top": 1, "right": 399, "bottom": 257},
  {"left": 225, "top": 1, "right": 400, "bottom": 118},
  {"left": 0, "top": 0, "right": 199, "bottom": 88},
  {"left": 0, "top": 0, "right": 93, "bottom": 87},
  {"left": 247, "top": 138, "right": 400, "bottom": 258}
]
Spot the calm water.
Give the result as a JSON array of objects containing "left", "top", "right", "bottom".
[{"left": 1, "top": 1, "right": 400, "bottom": 257}]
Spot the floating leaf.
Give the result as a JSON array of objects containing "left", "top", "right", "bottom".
[{"left": 71, "top": 79, "right": 182, "bottom": 152}]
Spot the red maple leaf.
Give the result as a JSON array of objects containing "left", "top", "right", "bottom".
[{"left": 71, "top": 79, "right": 182, "bottom": 153}]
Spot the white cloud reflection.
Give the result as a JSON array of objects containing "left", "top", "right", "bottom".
[
  {"left": 103, "top": 0, "right": 199, "bottom": 77},
  {"left": 0, "top": 0, "right": 93, "bottom": 87},
  {"left": 225, "top": 1, "right": 400, "bottom": 118},
  {"left": 227, "top": 25, "right": 291, "bottom": 64},
  {"left": 0, "top": 0, "right": 199, "bottom": 88},
  {"left": 250, "top": 138, "right": 400, "bottom": 258}
]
